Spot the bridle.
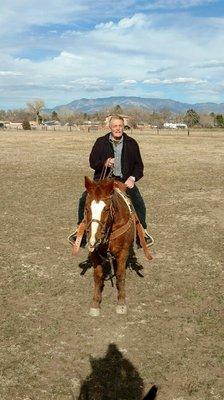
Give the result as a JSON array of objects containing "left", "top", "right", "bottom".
[{"left": 85, "top": 196, "right": 115, "bottom": 248}]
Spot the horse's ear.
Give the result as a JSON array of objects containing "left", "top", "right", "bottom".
[{"left": 85, "top": 176, "right": 93, "bottom": 192}]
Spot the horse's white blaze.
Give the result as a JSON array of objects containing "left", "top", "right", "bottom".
[{"left": 89, "top": 200, "right": 106, "bottom": 250}]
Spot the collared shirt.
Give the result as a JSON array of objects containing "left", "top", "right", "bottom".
[{"left": 109, "top": 133, "right": 123, "bottom": 177}]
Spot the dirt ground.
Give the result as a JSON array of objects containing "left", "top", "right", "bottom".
[{"left": 0, "top": 129, "right": 223, "bottom": 400}]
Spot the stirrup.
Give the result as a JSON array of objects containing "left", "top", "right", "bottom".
[
  {"left": 68, "top": 231, "right": 77, "bottom": 245},
  {"left": 68, "top": 229, "right": 87, "bottom": 248},
  {"left": 144, "top": 231, "right": 154, "bottom": 247},
  {"left": 136, "top": 232, "right": 154, "bottom": 248}
]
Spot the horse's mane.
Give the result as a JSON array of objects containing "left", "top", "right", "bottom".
[
  {"left": 93, "top": 185, "right": 108, "bottom": 201},
  {"left": 112, "top": 188, "right": 132, "bottom": 215},
  {"left": 87, "top": 179, "right": 114, "bottom": 202}
]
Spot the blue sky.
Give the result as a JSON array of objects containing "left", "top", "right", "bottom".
[{"left": 0, "top": 0, "right": 224, "bottom": 109}]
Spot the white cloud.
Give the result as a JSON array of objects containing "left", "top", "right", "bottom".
[
  {"left": 1, "top": 4, "right": 224, "bottom": 107},
  {"left": 147, "top": 67, "right": 172, "bottom": 74},
  {"left": 96, "top": 14, "right": 148, "bottom": 30},
  {"left": 0, "top": 70, "right": 23, "bottom": 76},
  {"left": 145, "top": 0, "right": 217, "bottom": 10},
  {"left": 143, "top": 77, "right": 207, "bottom": 84},
  {"left": 0, "top": 0, "right": 87, "bottom": 33},
  {"left": 165, "top": 77, "right": 207, "bottom": 84},
  {"left": 122, "top": 80, "right": 137, "bottom": 84},
  {"left": 193, "top": 59, "right": 224, "bottom": 68},
  {"left": 70, "top": 78, "right": 113, "bottom": 91},
  {"left": 58, "top": 51, "right": 83, "bottom": 60},
  {"left": 143, "top": 78, "right": 161, "bottom": 84}
]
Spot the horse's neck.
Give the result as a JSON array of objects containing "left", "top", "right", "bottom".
[{"left": 112, "top": 191, "right": 131, "bottom": 225}]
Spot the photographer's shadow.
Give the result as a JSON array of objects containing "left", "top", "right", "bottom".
[{"left": 77, "top": 343, "right": 157, "bottom": 400}]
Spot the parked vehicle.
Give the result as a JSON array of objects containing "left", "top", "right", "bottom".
[{"left": 0, "top": 122, "right": 6, "bottom": 129}]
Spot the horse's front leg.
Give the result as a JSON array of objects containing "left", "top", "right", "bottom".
[
  {"left": 115, "top": 249, "right": 129, "bottom": 314},
  {"left": 89, "top": 263, "right": 104, "bottom": 317}
]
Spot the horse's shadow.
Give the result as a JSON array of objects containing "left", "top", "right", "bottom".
[{"left": 76, "top": 343, "right": 157, "bottom": 400}]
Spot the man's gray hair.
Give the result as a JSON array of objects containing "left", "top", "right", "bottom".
[{"left": 109, "top": 115, "right": 125, "bottom": 126}]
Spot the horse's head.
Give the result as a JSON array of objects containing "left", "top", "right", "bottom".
[{"left": 84, "top": 176, "right": 114, "bottom": 252}]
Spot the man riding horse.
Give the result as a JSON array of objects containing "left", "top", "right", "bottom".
[{"left": 69, "top": 115, "right": 154, "bottom": 248}]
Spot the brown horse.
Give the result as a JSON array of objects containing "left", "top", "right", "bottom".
[
  {"left": 72, "top": 177, "right": 153, "bottom": 316},
  {"left": 84, "top": 176, "right": 136, "bottom": 316},
  {"left": 72, "top": 176, "right": 153, "bottom": 317}
]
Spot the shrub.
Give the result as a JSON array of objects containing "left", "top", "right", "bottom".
[{"left": 22, "top": 120, "right": 31, "bottom": 130}]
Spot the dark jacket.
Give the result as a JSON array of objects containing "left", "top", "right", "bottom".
[{"left": 89, "top": 132, "right": 144, "bottom": 182}]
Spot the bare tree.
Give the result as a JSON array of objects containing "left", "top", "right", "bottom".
[
  {"left": 160, "top": 107, "right": 173, "bottom": 123},
  {"left": 0, "top": 109, "right": 7, "bottom": 121},
  {"left": 27, "top": 99, "right": 45, "bottom": 125},
  {"left": 1, "top": 108, "right": 33, "bottom": 122},
  {"left": 58, "top": 108, "right": 76, "bottom": 125},
  {"left": 200, "top": 114, "right": 215, "bottom": 128}
]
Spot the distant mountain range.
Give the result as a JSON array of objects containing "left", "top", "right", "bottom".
[{"left": 50, "top": 96, "right": 224, "bottom": 114}]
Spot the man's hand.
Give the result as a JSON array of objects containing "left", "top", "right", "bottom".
[
  {"left": 105, "top": 158, "right": 115, "bottom": 168},
  {"left": 124, "top": 176, "right": 135, "bottom": 189}
]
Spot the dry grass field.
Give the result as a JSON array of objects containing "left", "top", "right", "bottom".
[{"left": 0, "top": 129, "right": 223, "bottom": 400}]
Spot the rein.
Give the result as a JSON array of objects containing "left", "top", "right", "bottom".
[{"left": 99, "top": 164, "right": 114, "bottom": 181}]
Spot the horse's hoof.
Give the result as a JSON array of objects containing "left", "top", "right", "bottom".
[
  {"left": 116, "top": 305, "right": 127, "bottom": 315},
  {"left": 89, "top": 307, "right": 100, "bottom": 317}
]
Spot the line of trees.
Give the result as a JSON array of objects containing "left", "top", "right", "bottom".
[{"left": 0, "top": 100, "right": 224, "bottom": 128}]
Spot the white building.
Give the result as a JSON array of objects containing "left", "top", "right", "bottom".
[{"left": 163, "top": 122, "right": 187, "bottom": 129}]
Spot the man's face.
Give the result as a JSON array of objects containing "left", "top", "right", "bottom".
[{"left": 110, "top": 119, "right": 124, "bottom": 139}]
